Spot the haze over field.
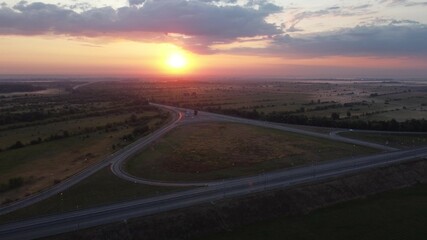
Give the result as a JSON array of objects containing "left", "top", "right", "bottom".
[{"left": 0, "top": 0, "right": 426, "bottom": 78}]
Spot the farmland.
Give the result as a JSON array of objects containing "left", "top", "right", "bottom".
[
  {"left": 1, "top": 79, "right": 426, "bottom": 205},
  {"left": 84, "top": 79, "right": 427, "bottom": 130},
  {"left": 0, "top": 81, "right": 170, "bottom": 205},
  {"left": 0, "top": 78, "right": 426, "bottom": 240}
]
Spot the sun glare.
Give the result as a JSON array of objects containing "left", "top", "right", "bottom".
[{"left": 167, "top": 53, "right": 187, "bottom": 69}]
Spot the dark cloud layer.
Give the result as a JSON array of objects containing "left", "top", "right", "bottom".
[
  {"left": 0, "top": 0, "right": 426, "bottom": 59},
  {"left": 269, "top": 22, "right": 427, "bottom": 58},
  {"left": 0, "top": 0, "right": 282, "bottom": 52},
  {"left": 379, "top": 0, "right": 427, "bottom": 7},
  {"left": 128, "top": 0, "right": 145, "bottom": 6}
]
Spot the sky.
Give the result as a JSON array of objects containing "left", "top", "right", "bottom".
[{"left": 0, "top": 0, "right": 427, "bottom": 78}]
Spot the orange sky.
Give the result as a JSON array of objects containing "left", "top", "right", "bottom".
[
  {"left": 1, "top": 35, "right": 426, "bottom": 78},
  {"left": 1, "top": 0, "right": 427, "bottom": 78}
]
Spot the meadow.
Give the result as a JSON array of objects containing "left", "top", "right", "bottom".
[
  {"left": 126, "top": 122, "right": 378, "bottom": 182},
  {"left": 339, "top": 131, "right": 427, "bottom": 149},
  {"left": 0, "top": 82, "right": 170, "bottom": 205}
]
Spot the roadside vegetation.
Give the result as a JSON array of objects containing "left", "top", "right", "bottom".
[
  {"left": 126, "top": 122, "right": 378, "bottom": 182},
  {"left": 0, "top": 82, "right": 170, "bottom": 205},
  {"left": 339, "top": 132, "right": 427, "bottom": 149},
  {"left": 0, "top": 167, "right": 185, "bottom": 224},
  {"left": 200, "top": 183, "right": 427, "bottom": 240}
]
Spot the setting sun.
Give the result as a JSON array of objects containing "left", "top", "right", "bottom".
[{"left": 167, "top": 53, "right": 187, "bottom": 69}]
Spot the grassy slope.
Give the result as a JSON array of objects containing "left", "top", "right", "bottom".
[
  {"left": 127, "top": 122, "right": 378, "bottom": 182},
  {"left": 201, "top": 183, "right": 427, "bottom": 240},
  {"left": 0, "top": 167, "right": 185, "bottom": 224},
  {"left": 340, "top": 132, "right": 427, "bottom": 149}
]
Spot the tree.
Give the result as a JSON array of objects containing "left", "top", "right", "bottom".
[
  {"left": 130, "top": 114, "right": 138, "bottom": 122},
  {"left": 9, "top": 141, "right": 24, "bottom": 149},
  {"left": 331, "top": 112, "right": 340, "bottom": 120}
]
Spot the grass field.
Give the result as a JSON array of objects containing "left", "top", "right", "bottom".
[
  {"left": 339, "top": 132, "right": 427, "bottom": 149},
  {"left": 0, "top": 167, "right": 185, "bottom": 224},
  {"left": 0, "top": 128, "right": 131, "bottom": 204},
  {"left": 0, "top": 114, "right": 166, "bottom": 205},
  {"left": 126, "top": 122, "right": 378, "bottom": 182},
  {"left": 199, "top": 183, "right": 427, "bottom": 240},
  {"left": 84, "top": 80, "right": 427, "bottom": 123},
  {"left": 0, "top": 112, "right": 143, "bottom": 148}
]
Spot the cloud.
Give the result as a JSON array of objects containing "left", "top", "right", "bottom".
[
  {"left": 284, "top": 4, "right": 375, "bottom": 32},
  {"left": 199, "top": 0, "right": 237, "bottom": 3},
  {"left": 0, "top": 0, "right": 282, "bottom": 53},
  {"left": 128, "top": 0, "right": 145, "bottom": 6},
  {"left": 1, "top": 0, "right": 425, "bottom": 59},
  {"left": 378, "top": 0, "right": 427, "bottom": 7},
  {"left": 267, "top": 21, "right": 427, "bottom": 58}
]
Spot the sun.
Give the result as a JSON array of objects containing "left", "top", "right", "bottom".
[{"left": 166, "top": 53, "right": 187, "bottom": 69}]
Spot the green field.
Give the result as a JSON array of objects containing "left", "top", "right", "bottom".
[
  {"left": 200, "top": 183, "right": 427, "bottom": 240},
  {"left": 126, "top": 122, "right": 378, "bottom": 182},
  {"left": 0, "top": 113, "right": 145, "bottom": 148},
  {"left": 0, "top": 167, "right": 185, "bottom": 224},
  {"left": 339, "top": 132, "right": 427, "bottom": 149},
  {"left": 0, "top": 107, "right": 167, "bottom": 205},
  {"left": 0, "top": 128, "right": 131, "bottom": 204},
  {"left": 0, "top": 81, "right": 183, "bottom": 206},
  {"left": 83, "top": 80, "right": 427, "bottom": 124}
]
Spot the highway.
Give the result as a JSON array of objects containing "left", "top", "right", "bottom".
[
  {"left": 0, "top": 103, "right": 426, "bottom": 240},
  {"left": 111, "top": 103, "right": 397, "bottom": 187},
  {"left": 195, "top": 109, "right": 398, "bottom": 151},
  {"left": 1, "top": 146, "right": 426, "bottom": 240},
  {"left": 0, "top": 105, "right": 183, "bottom": 216}
]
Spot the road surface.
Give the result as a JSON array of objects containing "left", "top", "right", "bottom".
[
  {"left": 0, "top": 105, "right": 183, "bottom": 216},
  {"left": 0, "top": 103, "right": 398, "bottom": 214},
  {"left": 1, "top": 103, "right": 426, "bottom": 240},
  {"left": 110, "top": 103, "right": 397, "bottom": 187},
  {"left": 1, "top": 146, "right": 426, "bottom": 240}
]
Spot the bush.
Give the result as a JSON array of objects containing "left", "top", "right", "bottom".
[
  {"left": 9, "top": 141, "right": 24, "bottom": 150},
  {"left": 8, "top": 177, "right": 24, "bottom": 189},
  {"left": 0, "top": 177, "right": 24, "bottom": 193}
]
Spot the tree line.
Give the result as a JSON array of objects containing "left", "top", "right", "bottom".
[{"left": 204, "top": 107, "right": 427, "bottom": 132}]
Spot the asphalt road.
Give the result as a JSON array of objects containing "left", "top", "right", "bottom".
[
  {"left": 1, "top": 146, "right": 426, "bottom": 240},
  {"left": 0, "top": 105, "right": 183, "bottom": 216},
  {"left": 195, "top": 109, "right": 398, "bottom": 151},
  {"left": 0, "top": 103, "right": 426, "bottom": 240},
  {"left": 110, "top": 103, "right": 397, "bottom": 188}
]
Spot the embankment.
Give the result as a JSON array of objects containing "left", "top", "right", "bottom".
[{"left": 50, "top": 159, "right": 427, "bottom": 240}]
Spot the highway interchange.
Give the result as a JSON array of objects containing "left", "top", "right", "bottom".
[{"left": 1, "top": 103, "right": 426, "bottom": 240}]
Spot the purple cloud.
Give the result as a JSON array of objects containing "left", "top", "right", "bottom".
[
  {"left": 232, "top": 21, "right": 427, "bottom": 58},
  {"left": 0, "top": 0, "right": 282, "bottom": 53}
]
